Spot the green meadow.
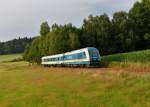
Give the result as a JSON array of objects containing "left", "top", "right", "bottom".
[
  {"left": 0, "top": 54, "right": 22, "bottom": 63},
  {"left": 0, "top": 50, "right": 150, "bottom": 107}
]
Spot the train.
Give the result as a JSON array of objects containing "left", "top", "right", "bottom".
[{"left": 41, "top": 47, "right": 101, "bottom": 67}]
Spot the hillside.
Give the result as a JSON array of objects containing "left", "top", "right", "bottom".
[
  {"left": 0, "top": 37, "right": 34, "bottom": 55},
  {"left": 101, "top": 49, "right": 150, "bottom": 72},
  {"left": 102, "top": 49, "right": 150, "bottom": 63}
]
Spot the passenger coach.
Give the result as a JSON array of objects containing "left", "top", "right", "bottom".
[{"left": 41, "top": 47, "right": 101, "bottom": 67}]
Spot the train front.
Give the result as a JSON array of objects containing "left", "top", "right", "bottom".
[{"left": 87, "top": 47, "right": 101, "bottom": 66}]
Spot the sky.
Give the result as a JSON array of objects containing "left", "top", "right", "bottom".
[{"left": 0, "top": 0, "right": 138, "bottom": 41}]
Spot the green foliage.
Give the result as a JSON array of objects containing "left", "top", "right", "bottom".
[
  {"left": 69, "top": 32, "right": 80, "bottom": 50},
  {"left": 24, "top": 23, "right": 81, "bottom": 63},
  {"left": 112, "top": 11, "right": 135, "bottom": 52},
  {"left": 0, "top": 37, "right": 33, "bottom": 55},
  {"left": 82, "top": 14, "right": 113, "bottom": 55},
  {"left": 40, "top": 22, "right": 50, "bottom": 36},
  {"left": 25, "top": 37, "right": 42, "bottom": 64},
  {"left": 128, "top": 0, "right": 150, "bottom": 49},
  {"left": 144, "top": 33, "right": 150, "bottom": 48}
]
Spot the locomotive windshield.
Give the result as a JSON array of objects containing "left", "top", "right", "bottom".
[{"left": 88, "top": 49, "right": 100, "bottom": 60}]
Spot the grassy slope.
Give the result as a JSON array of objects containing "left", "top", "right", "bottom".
[
  {"left": 0, "top": 51, "right": 149, "bottom": 107},
  {"left": 101, "top": 50, "right": 150, "bottom": 71},
  {"left": 102, "top": 49, "right": 150, "bottom": 63}
]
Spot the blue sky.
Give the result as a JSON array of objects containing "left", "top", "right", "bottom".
[{"left": 0, "top": 0, "right": 137, "bottom": 41}]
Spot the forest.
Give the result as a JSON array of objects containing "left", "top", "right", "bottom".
[
  {"left": 24, "top": 0, "right": 150, "bottom": 63},
  {"left": 0, "top": 37, "right": 33, "bottom": 55}
]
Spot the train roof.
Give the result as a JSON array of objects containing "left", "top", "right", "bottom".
[
  {"left": 87, "top": 47, "right": 98, "bottom": 50},
  {"left": 42, "top": 54, "right": 63, "bottom": 59},
  {"left": 66, "top": 47, "right": 98, "bottom": 53}
]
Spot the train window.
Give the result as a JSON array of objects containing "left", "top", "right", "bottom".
[
  {"left": 89, "top": 50, "right": 99, "bottom": 58},
  {"left": 76, "top": 52, "right": 86, "bottom": 59},
  {"left": 59, "top": 57, "right": 61, "bottom": 60},
  {"left": 82, "top": 52, "right": 86, "bottom": 58},
  {"left": 63, "top": 52, "right": 86, "bottom": 60},
  {"left": 77, "top": 53, "right": 81, "bottom": 59},
  {"left": 57, "top": 57, "right": 60, "bottom": 61},
  {"left": 49, "top": 58, "right": 51, "bottom": 61},
  {"left": 65, "top": 55, "right": 72, "bottom": 60},
  {"left": 55, "top": 58, "right": 57, "bottom": 61},
  {"left": 69, "top": 55, "right": 72, "bottom": 59},
  {"left": 44, "top": 57, "right": 63, "bottom": 62}
]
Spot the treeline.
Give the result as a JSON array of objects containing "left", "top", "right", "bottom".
[
  {"left": 0, "top": 37, "right": 34, "bottom": 55},
  {"left": 24, "top": 0, "right": 150, "bottom": 63}
]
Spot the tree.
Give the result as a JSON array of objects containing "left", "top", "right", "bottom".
[
  {"left": 144, "top": 33, "right": 150, "bottom": 48},
  {"left": 69, "top": 32, "right": 80, "bottom": 50},
  {"left": 82, "top": 14, "right": 112, "bottom": 55},
  {"left": 128, "top": 0, "right": 150, "bottom": 49},
  {"left": 23, "top": 44, "right": 31, "bottom": 62},
  {"left": 82, "top": 15, "right": 97, "bottom": 47},
  {"left": 40, "top": 22, "right": 50, "bottom": 36},
  {"left": 112, "top": 11, "right": 135, "bottom": 52},
  {"left": 24, "top": 37, "right": 41, "bottom": 63}
]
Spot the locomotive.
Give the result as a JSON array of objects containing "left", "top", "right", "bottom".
[{"left": 41, "top": 47, "right": 101, "bottom": 67}]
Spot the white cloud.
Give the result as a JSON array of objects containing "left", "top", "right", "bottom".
[{"left": 0, "top": 0, "right": 137, "bottom": 41}]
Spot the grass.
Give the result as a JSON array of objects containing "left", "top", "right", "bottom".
[
  {"left": 102, "top": 49, "right": 150, "bottom": 63},
  {"left": 0, "top": 50, "right": 149, "bottom": 107},
  {"left": 0, "top": 62, "right": 150, "bottom": 107},
  {"left": 101, "top": 50, "right": 150, "bottom": 71},
  {"left": 0, "top": 54, "right": 22, "bottom": 63}
]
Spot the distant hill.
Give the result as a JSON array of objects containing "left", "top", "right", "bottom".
[{"left": 0, "top": 37, "right": 34, "bottom": 55}]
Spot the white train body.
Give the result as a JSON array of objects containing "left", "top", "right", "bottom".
[{"left": 41, "top": 47, "right": 100, "bottom": 67}]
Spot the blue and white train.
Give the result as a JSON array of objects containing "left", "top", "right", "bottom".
[{"left": 41, "top": 47, "right": 101, "bottom": 67}]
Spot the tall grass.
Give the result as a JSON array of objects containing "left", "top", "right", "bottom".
[
  {"left": 101, "top": 50, "right": 150, "bottom": 72},
  {"left": 0, "top": 62, "right": 150, "bottom": 107},
  {"left": 0, "top": 51, "right": 149, "bottom": 106},
  {"left": 102, "top": 50, "right": 150, "bottom": 63}
]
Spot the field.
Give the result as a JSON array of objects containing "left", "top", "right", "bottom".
[
  {"left": 0, "top": 54, "right": 22, "bottom": 63},
  {"left": 0, "top": 50, "right": 150, "bottom": 107},
  {"left": 101, "top": 50, "right": 150, "bottom": 72}
]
